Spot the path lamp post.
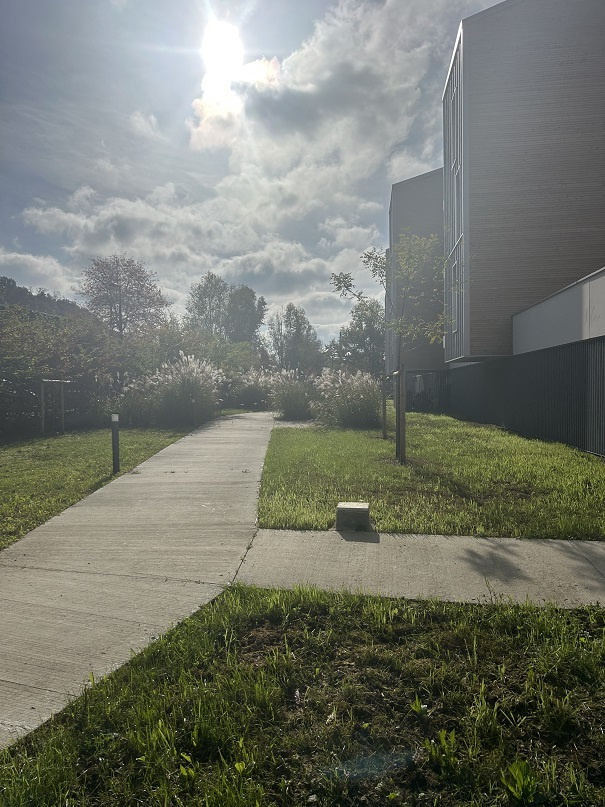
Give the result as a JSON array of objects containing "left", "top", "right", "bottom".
[
  {"left": 111, "top": 414, "right": 120, "bottom": 475},
  {"left": 393, "top": 369, "right": 406, "bottom": 465},
  {"left": 381, "top": 374, "right": 387, "bottom": 440}
]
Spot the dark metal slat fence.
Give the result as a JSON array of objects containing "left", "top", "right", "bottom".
[{"left": 447, "top": 336, "right": 605, "bottom": 456}]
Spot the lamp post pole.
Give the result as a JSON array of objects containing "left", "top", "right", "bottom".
[{"left": 111, "top": 414, "right": 120, "bottom": 475}]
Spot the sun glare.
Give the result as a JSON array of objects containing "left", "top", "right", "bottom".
[{"left": 201, "top": 20, "right": 244, "bottom": 84}]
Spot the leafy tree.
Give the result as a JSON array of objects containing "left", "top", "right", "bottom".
[
  {"left": 328, "top": 298, "right": 384, "bottom": 376},
  {"left": 0, "top": 305, "right": 110, "bottom": 382},
  {"left": 331, "top": 232, "right": 444, "bottom": 356},
  {"left": 0, "top": 276, "right": 82, "bottom": 316},
  {"left": 390, "top": 231, "right": 444, "bottom": 347},
  {"left": 331, "top": 235, "right": 444, "bottom": 463},
  {"left": 266, "top": 303, "right": 324, "bottom": 373},
  {"left": 76, "top": 254, "right": 170, "bottom": 336},
  {"left": 225, "top": 285, "right": 267, "bottom": 344},
  {"left": 186, "top": 272, "right": 230, "bottom": 337},
  {"left": 186, "top": 272, "right": 267, "bottom": 344},
  {"left": 0, "top": 303, "right": 118, "bottom": 434}
]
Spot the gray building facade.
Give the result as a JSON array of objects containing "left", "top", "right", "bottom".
[
  {"left": 443, "top": 0, "right": 605, "bottom": 363},
  {"left": 386, "top": 168, "right": 444, "bottom": 375}
]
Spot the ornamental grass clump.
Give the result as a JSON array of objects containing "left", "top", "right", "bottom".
[
  {"left": 120, "top": 352, "right": 222, "bottom": 429},
  {"left": 228, "top": 368, "right": 272, "bottom": 410},
  {"left": 313, "top": 369, "right": 381, "bottom": 428},
  {"left": 269, "top": 369, "right": 315, "bottom": 420}
]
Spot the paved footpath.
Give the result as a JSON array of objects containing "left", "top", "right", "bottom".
[
  {"left": 237, "top": 530, "right": 605, "bottom": 607},
  {"left": 2, "top": 411, "right": 605, "bottom": 750},
  {"left": 0, "top": 412, "right": 273, "bottom": 750}
]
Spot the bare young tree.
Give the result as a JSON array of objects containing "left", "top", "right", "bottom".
[{"left": 77, "top": 255, "right": 170, "bottom": 336}]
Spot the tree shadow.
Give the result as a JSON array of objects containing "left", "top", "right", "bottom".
[
  {"left": 461, "top": 538, "right": 531, "bottom": 583},
  {"left": 462, "top": 536, "right": 605, "bottom": 597}
]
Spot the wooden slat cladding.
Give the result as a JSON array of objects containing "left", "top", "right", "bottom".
[{"left": 449, "top": 0, "right": 605, "bottom": 360}]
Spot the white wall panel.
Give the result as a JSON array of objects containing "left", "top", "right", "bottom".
[{"left": 514, "top": 268, "right": 605, "bottom": 353}]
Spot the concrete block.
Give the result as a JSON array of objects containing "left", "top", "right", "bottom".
[{"left": 336, "top": 501, "right": 370, "bottom": 532}]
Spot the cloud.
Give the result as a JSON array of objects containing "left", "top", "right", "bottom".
[
  {"left": 0, "top": 248, "right": 74, "bottom": 295},
  {"left": 92, "top": 157, "right": 132, "bottom": 188},
  {"left": 12, "top": 0, "right": 497, "bottom": 340},
  {"left": 130, "top": 111, "right": 163, "bottom": 140},
  {"left": 67, "top": 186, "right": 96, "bottom": 212}
]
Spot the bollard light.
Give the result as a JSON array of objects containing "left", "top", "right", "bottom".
[{"left": 111, "top": 414, "right": 120, "bottom": 475}]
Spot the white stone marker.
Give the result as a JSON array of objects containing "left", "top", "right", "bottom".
[{"left": 336, "top": 502, "right": 371, "bottom": 531}]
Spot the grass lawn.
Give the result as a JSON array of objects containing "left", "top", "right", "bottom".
[
  {"left": 1, "top": 585, "right": 603, "bottom": 806},
  {"left": 0, "top": 427, "right": 186, "bottom": 550},
  {"left": 258, "top": 413, "right": 605, "bottom": 539}
]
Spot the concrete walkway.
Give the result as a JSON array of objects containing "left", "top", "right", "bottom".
[
  {"left": 2, "top": 410, "right": 605, "bottom": 750},
  {"left": 237, "top": 530, "right": 605, "bottom": 607},
  {"left": 0, "top": 412, "right": 273, "bottom": 749}
]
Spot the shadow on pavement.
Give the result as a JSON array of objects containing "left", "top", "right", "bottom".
[{"left": 337, "top": 530, "right": 380, "bottom": 543}]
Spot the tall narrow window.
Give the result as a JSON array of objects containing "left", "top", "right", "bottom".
[
  {"left": 451, "top": 261, "right": 459, "bottom": 333},
  {"left": 455, "top": 168, "right": 462, "bottom": 240}
]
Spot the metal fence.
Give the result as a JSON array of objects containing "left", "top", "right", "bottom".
[
  {"left": 447, "top": 336, "right": 605, "bottom": 456},
  {"left": 405, "top": 370, "right": 450, "bottom": 413},
  {"left": 0, "top": 377, "right": 110, "bottom": 439}
]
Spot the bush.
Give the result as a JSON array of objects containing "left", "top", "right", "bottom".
[
  {"left": 312, "top": 369, "right": 381, "bottom": 428},
  {"left": 227, "top": 368, "right": 272, "bottom": 410},
  {"left": 120, "top": 353, "right": 222, "bottom": 429},
  {"left": 269, "top": 370, "right": 315, "bottom": 421}
]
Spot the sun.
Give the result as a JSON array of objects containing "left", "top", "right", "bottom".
[{"left": 201, "top": 20, "right": 244, "bottom": 86}]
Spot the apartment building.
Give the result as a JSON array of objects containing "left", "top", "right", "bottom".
[
  {"left": 386, "top": 168, "right": 444, "bottom": 375},
  {"left": 443, "top": 0, "right": 605, "bottom": 363}
]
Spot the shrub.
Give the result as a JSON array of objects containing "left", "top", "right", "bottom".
[
  {"left": 269, "top": 370, "right": 315, "bottom": 421},
  {"left": 120, "top": 353, "right": 222, "bottom": 429},
  {"left": 312, "top": 369, "right": 381, "bottom": 429},
  {"left": 227, "top": 368, "right": 272, "bottom": 410}
]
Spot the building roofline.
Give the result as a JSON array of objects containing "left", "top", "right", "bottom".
[
  {"left": 442, "top": 22, "right": 462, "bottom": 101},
  {"left": 461, "top": 0, "right": 526, "bottom": 26},
  {"left": 443, "top": 2, "right": 538, "bottom": 100},
  {"left": 391, "top": 167, "right": 443, "bottom": 194}
]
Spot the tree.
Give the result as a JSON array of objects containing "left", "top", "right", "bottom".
[
  {"left": 186, "top": 273, "right": 267, "bottom": 344},
  {"left": 76, "top": 255, "right": 170, "bottom": 336},
  {"left": 390, "top": 231, "right": 444, "bottom": 348},
  {"left": 266, "top": 303, "right": 324, "bottom": 372},
  {"left": 331, "top": 235, "right": 445, "bottom": 463},
  {"left": 186, "top": 272, "right": 229, "bottom": 337},
  {"left": 0, "top": 304, "right": 112, "bottom": 382},
  {"left": 329, "top": 297, "right": 384, "bottom": 376},
  {"left": 331, "top": 232, "right": 444, "bottom": 358},
  {"left": 0, "top": 276, "right": 83, "bottom": 316},
  {"left": 331, "top": 247, "right": 386, "bottom": 303},
  {"left": 225, "top": 285, "right": 267, "bottom": 344}
]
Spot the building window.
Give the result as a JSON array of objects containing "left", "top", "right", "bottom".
[{"left": 451, "top": 261, "right": 459, "bottom": 333}]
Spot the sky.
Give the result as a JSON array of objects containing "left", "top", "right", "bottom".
[{"left": 0, "top": 0, "right": 499, "bottom": 341}]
